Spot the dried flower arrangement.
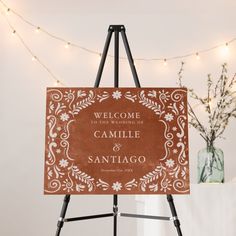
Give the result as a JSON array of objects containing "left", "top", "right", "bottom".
[{"left": 178, "top": 62, "right": 236, "bottom": 147}]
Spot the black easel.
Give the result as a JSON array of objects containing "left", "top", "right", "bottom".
[{"left": 55, "top": 25, "right": 182, "bottom": 236}]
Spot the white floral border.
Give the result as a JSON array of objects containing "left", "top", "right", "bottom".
[{"left": 45, "top": 88, "right": 189, "bottom": 194}]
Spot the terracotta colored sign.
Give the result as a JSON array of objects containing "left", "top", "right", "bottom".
[{"left": 44, "top": 88, "right": 189, "bottom": 194}]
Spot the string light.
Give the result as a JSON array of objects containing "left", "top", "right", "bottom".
[
  {"left": 6, "top": 7, "right": 10, "bottom": 15},
  {"left": 225, "top": 42, "right": 229, "bottom": 51},
  {"left": 35, "top": 26, "right": 40, "bottom": 33},
  {"left": 163, "top": 59, "right": 167, "bottom": 66},
  {"left": 0, "top": 0, "right": 236, "bottom": 87},
  {"left": 196, "top": 52, "right": 200, "bottom": 60},
  {"left": 31, "top": 56, "right": 37, "bottom": 61},
  {"left": 133, "top": 59, "right": 139, "bottom": 68},
  {"left": 0, "top": 0, "right": 235, "bottom": 63},
  {"left": 54, "top": 80, "right": 60, "bottom": 86},
  {"left": 220, "top": 42, "right": 230, "bottom": 57},
  {"left": 0, "top": 9, "right": 66, "bottom": 87},
  {"left": 64, "top": 42, "right": 70, "bottom": 49}
]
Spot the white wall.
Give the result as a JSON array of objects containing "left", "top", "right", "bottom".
[{"left": 1, "top": 0, "right": 236, "bottom": 235}]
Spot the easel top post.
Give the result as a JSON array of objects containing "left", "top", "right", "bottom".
[
  {"left": 94, "top": 25, "right": 140, "bottom": 88},
  {"left": 109, "top": 25, "right": 126, "bottom": 32}
]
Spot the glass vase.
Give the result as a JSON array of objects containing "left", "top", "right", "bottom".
[{"left": 197, "top": 145, "right": 224, "bottom": 183}]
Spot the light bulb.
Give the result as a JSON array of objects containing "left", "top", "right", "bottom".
[
  {"left": 225, "top": 43, "right": 229, "bottom": 51},
  {"left": 54, "top": 80, "right": 60, "bottom": 86},
  {"left": 35, "top": 27, "right": 40, "bottom": 33},
  {"left": 6, "top": 8, "right": 10, "bottom": 15},
  {"left": 196, "top": 52, "right": 200, "bottom": 60},
  {"left": 220, "top": 42, "right": 230, "bottom": 57},
  {"left": 97, "top": 53, "right": 102, "bottom": 62},
  {"left": 12, "top": 30, "right": 16, "bottom": 35},
  {"left": 163, "top": 59, "right": 167, "bottom": 66},
  {"left": 64, "top": 42, "right": 70, "bottom": 49},
  {"left": 32, "top": 56, "right": 37, "bottom": 61}
]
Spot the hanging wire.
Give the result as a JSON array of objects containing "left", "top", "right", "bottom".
[
  {"left": 1, "top": 0, "right": 236, "bottom": 63},
  {"left": 0, "top": 9, "right": 66, "bottom": 86}
]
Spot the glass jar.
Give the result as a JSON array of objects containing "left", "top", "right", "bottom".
[{"left": 197, "top": 145, "right": 224, "bottom": 183}]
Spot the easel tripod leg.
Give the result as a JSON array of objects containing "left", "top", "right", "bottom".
[
  {"left": 113, "top": 195, "right": 118, "bottom": 236},
  {"left": 55, "top": 195, "right": 71, "bottom": 236},
  {"left": 120, "top": 29, "right": 140, "bottom": 88},
  {"left": 167, "top": 195, "right": 183, "bottom": 236},
  {"left": 94, "top": 28, "right": 113, "bottom": 87}
]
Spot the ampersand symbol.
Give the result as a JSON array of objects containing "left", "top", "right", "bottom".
[{"left": 113, "top": 143, "right": 122, "bottom": 152}]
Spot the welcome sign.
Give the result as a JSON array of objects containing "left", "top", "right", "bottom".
[{"left": 44, "top": 88, "right": 189, "bottom": 194}]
